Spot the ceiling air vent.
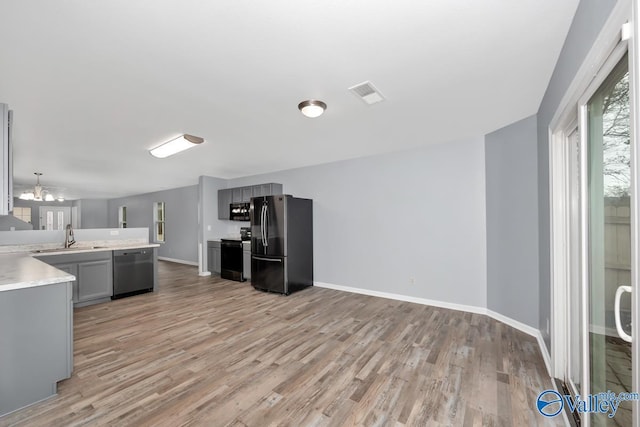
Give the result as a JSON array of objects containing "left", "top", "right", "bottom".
[{"left": 348, "top": 81, "right": 385, "bottom": 105}]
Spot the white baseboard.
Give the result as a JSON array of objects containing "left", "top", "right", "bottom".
[
  {"left": 485, "top": 309, "right": 539, "bottom": 337},
  {"left": 536, "top": 331, "right": 552, "bottom": 378},
  {"left": 198, "top": 271, "right": 212, "bottom": 277},
  {"left": 314, "top": 281, "right": 552, "bottom": 375},
  {"left": 314, "top": 281, "right": 487, "bottom": 315},
  {"left": 485, "top": 309, "right": 552, "bottom": 377},
  {"left": 158, "top": 256, "right": 199, "bottom": 267}
]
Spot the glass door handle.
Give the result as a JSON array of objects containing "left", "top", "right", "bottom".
[{"left": 614, "top": 285, "right": 632, "bottom": 343}]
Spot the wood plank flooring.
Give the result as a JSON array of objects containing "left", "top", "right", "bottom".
[{"left": 0, "top": 261, "right": 563, "bottom": 426}]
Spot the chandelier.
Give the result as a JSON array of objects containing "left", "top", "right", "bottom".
[{"left": 18, "top": 172, "right": 64, "bottom": 202}]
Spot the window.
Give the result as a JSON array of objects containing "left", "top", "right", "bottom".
[
  {"left": 118, "top": 206, "right": 127, "bottom": 228},
  {"left": 12, "top": 207, "right": 31, "bottom": 223},
  {"left": 154, "top": 202, "right": 165, "bottom": 242}
]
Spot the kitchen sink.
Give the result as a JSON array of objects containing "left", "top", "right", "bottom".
[
  {"left": 32, "top": 248, "right": 77, "bottom": 253},
  {"left": 32, "top": 246, "right": 107, "bottom": 254}
]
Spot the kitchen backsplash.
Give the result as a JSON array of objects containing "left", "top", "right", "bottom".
[{"left": 0, "top": 228, "right": 149, "bottom": 246}]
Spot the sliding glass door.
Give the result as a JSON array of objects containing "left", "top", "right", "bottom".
[{"left": 582, "top": 51, "right": 634, "bottom": 427}]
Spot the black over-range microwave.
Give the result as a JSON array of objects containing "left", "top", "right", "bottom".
[{"left": 230, "top": 202, "right": 250, "bottom": 221}]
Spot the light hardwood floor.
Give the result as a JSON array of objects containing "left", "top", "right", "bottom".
[{"left": 1, "top": 261, "right": 563, "bottom": 426}]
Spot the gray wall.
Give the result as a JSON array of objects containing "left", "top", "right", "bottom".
[
  {"left": 0, "top": 214, "right": 32, "bottom": 231},
  {"left": 485, "top": 115, "right": 539, "bottom": 327},
  {"left": 107, "top": 185, "right": 199, "bottom": 263},
  {"left": 74, "top": 199, "right": 109, "bottom": 228},
  {"left": 12, "top": 198, "right": 74, "bottom": 230},
  {"left": 536, "top": 0, "right": 617, "bottom": 347},
  {"left": 226, "top": 137, "right": 488, "bottom": 308}
]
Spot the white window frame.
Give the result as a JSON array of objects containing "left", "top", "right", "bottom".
[
  {"left": 12, "top": 206, "right": 31, "bottom": 223},
  {"left": 153, "top": 202, "right": 165, "bottom": 243},
  {"left": 118, "top": 206, "right": 127, "bottom": 228}
]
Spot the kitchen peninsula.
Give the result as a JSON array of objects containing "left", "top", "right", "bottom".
[
  {"left": 0, "top": 227, "right": 159, "bottom": 417},
  {"left": 0, "top": 254, "right": 75, "bottom": 417}
]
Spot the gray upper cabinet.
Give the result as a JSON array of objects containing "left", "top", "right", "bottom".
[
  {"left": 242, "top": 186, "right": 253, "bottom": 202},
  {"left": 231, "top": 188, "right": 243, "bottom": 203},
  {"left": 253, "top": 184, "right": 268, "bottom": 198},
  {"left": 218, "top": 188, "right": 232, "bottom": 220},
  {"left": 252, "top": 183, "right": 283, "bottom": 198},
  {"left": 218, "top": 183, "right": 283, "bottom": 220}
]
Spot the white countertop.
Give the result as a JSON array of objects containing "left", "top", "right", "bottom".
[
  {"left": 0, "top": 253, "right": 76, "bottom": 292},
  {"left": 31, "top": 243, "right": 160, "bottom": 257},
  {"left": 0, "top": 243, "right": 160, "bottom": 292}
]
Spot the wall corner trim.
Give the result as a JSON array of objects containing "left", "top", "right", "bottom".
[{"left": 314, "top": 281, "right": 552, "bottom": 377}]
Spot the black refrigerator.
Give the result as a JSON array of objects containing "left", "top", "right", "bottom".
[{"left": 250, "top": 194, "right": 313, "bottom": 295}]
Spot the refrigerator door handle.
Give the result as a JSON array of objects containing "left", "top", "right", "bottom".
[
  {"left": 261, "top": 204, "right": 268, "bottom": 247},
  {"left": 259, "top": 204, "right": 264, "bottom": 246},
  {"left": 259, "top": 205, "right": 262, "bottom": 245},
  {"left": 252, "top": 256, "right": 282, "bottom": 263},
  {"left": 263, "top": 204, "right": 268, "bottom": 247}
]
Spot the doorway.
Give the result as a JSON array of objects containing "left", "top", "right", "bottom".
[
  {"left": 39, "top": 206, "right": 71, "bottom": 231},
  {"left": 582, "top": 51, "right": 633, "bottom": 426},
  {"left": 552, "top": 40, "right": 637, "bottom": 426}
]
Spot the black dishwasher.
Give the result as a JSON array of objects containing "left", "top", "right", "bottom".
[{"left": 112, "top": 248, "right": 154, "bottom": 299}]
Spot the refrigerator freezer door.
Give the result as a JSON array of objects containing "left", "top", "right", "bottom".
[{"left": 251, "top": 255, "right": 286, "bottom": 294}]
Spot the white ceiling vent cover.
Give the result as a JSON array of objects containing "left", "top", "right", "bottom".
[{"left": 348, "top": 81, "right": 385, "bottom": 105}]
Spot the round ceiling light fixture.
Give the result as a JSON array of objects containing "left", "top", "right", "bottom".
[{"left": 298, "top": 100, "right": 327, "bottom": 118}]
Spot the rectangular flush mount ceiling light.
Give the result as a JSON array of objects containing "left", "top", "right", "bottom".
[{"left": 149, "top": 134, "right": 205, "bottom": 158}]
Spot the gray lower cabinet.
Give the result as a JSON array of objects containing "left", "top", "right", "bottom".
[
  {"left": 208, "top": 241, "right": 221, "bottom": 274},
  {"left": 218, "top": 183, "right": 283, "bottom": 219},
  {"left": 36, "top": 251, "right": 113, "bottom": 307},
  {"left": 77, "top": 259, "right": 113, "bottom": 302},
  {"left": 243, "top": 248, "right": 251, "bottom": 280},
  {"left": 0, "top": 281, "right": 73, "bottom": 417},
  {"left": 51, "top": 262, "right": 79, "bottom": 302}
]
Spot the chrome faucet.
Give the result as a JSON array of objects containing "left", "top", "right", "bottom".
[{"left": 64, "top": 224, "right": 76, "bottom": 248}]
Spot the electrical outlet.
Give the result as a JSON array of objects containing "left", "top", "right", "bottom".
[
  {"left": 110, "top": 230, "right": 119, "bottom": 236},
  {"left": 207, "top": 225, "right": 211, "bottom": 231},
  {"left": 409, "top": 277, "right": 415, "bottom": 285}
]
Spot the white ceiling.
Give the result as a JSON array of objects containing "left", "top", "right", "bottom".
[{"left": 0, "top": 0, "right": 579, "bottom": 200}]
